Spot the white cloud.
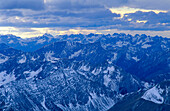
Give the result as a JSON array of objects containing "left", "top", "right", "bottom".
[
  {"left": 0, "top": 0, "right": 44, "bottom": 10},
  {"left": 128, "top": 0, "right": 170, "bottom": 11},
  {"left": 0, "top": 0, "right": 169, "bottom": 36},
  {"left": 109, "top": 6, "right": 167, "bottom": 18}
]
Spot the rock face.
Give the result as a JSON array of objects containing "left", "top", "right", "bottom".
[
  {"left": 0, "top": 41, "right": 141, "bottom": 111},
  {"left": 0, "top": 63, "right": 140, "bottom": 111},
  {"left": 0, "top": 33, "right": 169, "bottom": 111}
]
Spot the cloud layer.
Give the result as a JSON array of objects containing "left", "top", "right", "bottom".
[
  {"left": 0, "top": 0, "right": 170, "bottom": 37},
  {"left": 0, "top": 0, "right": 44, "bottom": 10}
]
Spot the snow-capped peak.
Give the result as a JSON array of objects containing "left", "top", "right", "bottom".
[{"left": 141, "top": 86, "right": 164, "bottom": 104}]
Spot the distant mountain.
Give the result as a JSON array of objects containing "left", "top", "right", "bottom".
[
  {"left": 33, "top": 34, "right": 169, "bottom": 82},
  {"left": 0, "top": 33, "right": 57, "bottom": 52}
]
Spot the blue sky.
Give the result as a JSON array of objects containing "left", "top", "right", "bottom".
[{"left": 0, "top": 0, "right": 170, "bottom": 38}]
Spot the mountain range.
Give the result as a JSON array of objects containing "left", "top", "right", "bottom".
[{"left": 0, "top": 33, "right": 169, "bottom": 111}]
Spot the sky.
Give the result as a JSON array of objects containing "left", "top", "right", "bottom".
[{"left": 0, "top": 0, "right": 170, "bottom": 38}]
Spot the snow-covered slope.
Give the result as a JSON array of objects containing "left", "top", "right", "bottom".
[
  {"left": 141, "top": 86, "right": 164, "bottom": 104},
  {"left": 109, "top": 81, "right": 170, "bottom": 111}
]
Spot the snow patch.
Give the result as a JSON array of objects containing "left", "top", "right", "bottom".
[
  {"left": 0, "top": 54, "right": 9, "bottom": 64},
  {"left": 24, "top": 67, "right": 42, "bottom": 80},
  {"left": 136, "top": 40, "right": 143, "bottom": 45},
  {"left": 36, "top": 39, "right": 46, "bottom": 44},
  {"left": 45, "top": 51, "right": 59, "bottom": 63},
  {"left": 132, "top": 56, "right": 140, "bottom": 62},
  {"left": 115, "top": 41, "right": 128, "bottom": 47},
  {"left": 115, "top": 73, "right": 123, "bottom": 82},
  {"left": 142, "top": 82, "right": 152, "bottom": 89},
  {"left": 90, "top": 92, "right": 98, "bottom": 99},
  {"left": 141, "top": 44, "right": 151, "bottom": 48},
  {"left": 69, "top": 50, "right": 82, "bottom": 59},
  {"left": 0, "top": 71, "right": 16, "bottom": 86},
  {"left": 18, "top": 55, "right": 26, "bottom": 64},
  {"left": 126, "top": 53, "right": 131, "bottom": 60},
  {"left": 103, "top": 66, "right": 115, "bottom": 74},
  {"left": 77, "top": 70, "right": 88, "bottom": 78},
  {"left": 92, "top": 67, "right": 102, "bottom": 75},
  {"left": 115, "top": 41, "right": 123, "bottom": 47},
  {"left": 8, "top": 40, "right": 14, "bottom": 44},
  {"left": 31, "top": 57, "right": 36, "bottom": 61},
  {"left": 53, "top": 67, "right": 58, "bottom": 70},
  {"left": 108, "top": 53, "right": 117, "bottom": 63},
  {"left": 141, "top": 86, "right": 164, "bottom": 104},
  {"left": 68, "top": 103, "right": 74, "bottom": 109},
  {"left": 113, "top": 53, "right": 117, "bottom": 61},
  {"left": 41, "top": 96, "right": 48, "bottom": 110},
  {"left": 80, "top": 65, "right": 90, "bottom": 71},
  {"left": 103, "top": 75, "right": 111, "bottom": 87}
]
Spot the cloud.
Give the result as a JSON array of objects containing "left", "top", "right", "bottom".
[
  {"left": 128, "top": 0, "right": 170, "bottom": 11},
  {"left": 0, "top": 7, "right": 121, "bottom": 28},
  {"left": 0, "top": 0, "right": 169, "bottom": 11},
  {"left": 0, "top": 10, "right": 23, "bottom": 17},
  {"left": 45, "top": 0, "right": 170, "bottom": 11},
  {"left": 1, "top": 9, "right": 169, "bottom": 31},
  {"left": 45, "top": 0, "right": 125, "bottom": 9},
  {"left": 109, "top": 6, "right": 167, "bottom": 18},
  {"left": 0, "top": 0, "right": 44, "bottom": 10},
  {"left": 0, "top": 0, "right": 170, "bottom": 37},
  {"left": 124, "top": 11, "right": 170, "bottom": 27}
]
